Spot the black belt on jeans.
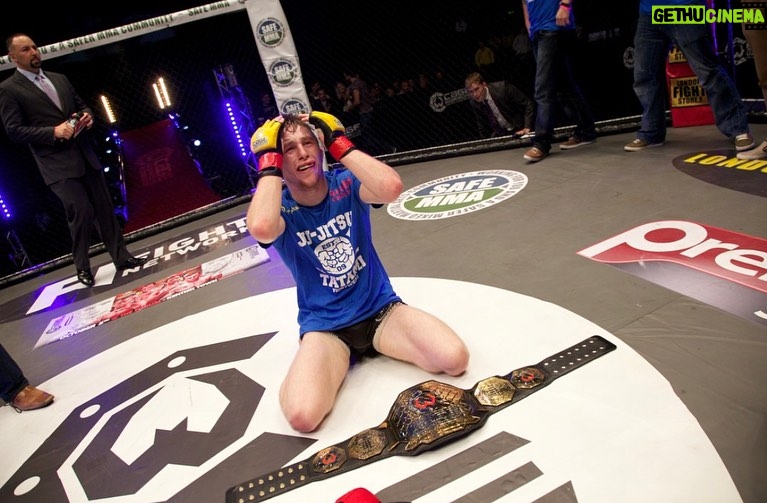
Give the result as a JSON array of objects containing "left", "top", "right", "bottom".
[{"left": 225, "top": 335, "right": 617, "bottom": 502}]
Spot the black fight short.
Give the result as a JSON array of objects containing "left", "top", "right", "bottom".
[{"left": 331, "top": 301, "right": 404, "bottom": 361}]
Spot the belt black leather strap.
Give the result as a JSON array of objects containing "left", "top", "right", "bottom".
[{"left": 226, "top": 335, "right": 617, "bottom": 502}]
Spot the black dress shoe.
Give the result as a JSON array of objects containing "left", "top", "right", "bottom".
[
  {"left": 76, "top": 269, "right": 95, "bottom": 287},
  {"left": 116, "top": 256, "right": 148, "bottom": 271}
]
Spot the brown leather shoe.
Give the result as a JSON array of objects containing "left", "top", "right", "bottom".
[{"left": 10, "top": 385, "right": 54, "bottom": 412}]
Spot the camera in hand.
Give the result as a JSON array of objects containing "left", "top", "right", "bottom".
[{"left": 56, "top": 112, "right": 84, "bottom": 143}]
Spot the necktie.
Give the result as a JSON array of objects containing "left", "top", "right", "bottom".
[
  {"left": 483, "top": 100, "right": 500, "bottom": 132},
  {"left": 35, "top": 74, "right": 62, "bottom": 109},
  {"left": 486, "top": 98, "right": 511, "bottom": 130}
]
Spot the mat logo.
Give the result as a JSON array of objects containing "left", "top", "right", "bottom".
[
  {"left": 672, "top": 151, "right": 767, "bottom": 198},
  {"left": 388, "top": 170, "right": 528, "bottom": 221},
  {"left": 256, "top": 17, "right": 285, "bottom": 48},
  {"left": 0, "top": 280, "right": 741, "bottom": 502},
  {"left": 0, "top": 335, "right": 278, "bottom": 502},
  {"left": 578, "top": 220, "right": 767, "bottom": 293},
  {"left": 579, "top": 220, "right": 767, "bottom": 326}
]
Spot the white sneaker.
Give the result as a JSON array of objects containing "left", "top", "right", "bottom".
[
  {"left": 734, "top": 133, "right": 755, "bottom": 151},
  {"left": 736, "top": 139, "right": 767, "bottom": 160}
]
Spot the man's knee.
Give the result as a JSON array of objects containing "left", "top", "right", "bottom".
[
  {"left": 279, "top": 384, "right": 328, "bottom": 433},
  {"left": 443, "top": 343, "right": 470, "bottom": 377}
]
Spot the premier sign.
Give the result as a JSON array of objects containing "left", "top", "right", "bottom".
[{"left": 578, "top": 220, "right": 767, "bottom": 326}]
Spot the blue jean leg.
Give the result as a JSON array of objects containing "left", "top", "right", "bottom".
[
  {"left": 0, "top": 343, "right": 28, "bottom": 403},
  {"left": 531, "top": 30, "right": 595, "bottom": 152},
  {"left": 633, "top": 16, "right": 750, "bottom": 142},
  {"left": 633, "top": 15, "right": 673, "bottom": 143},
  {"left": 670, "top": 23, "right": 749, "bottom": 138}
]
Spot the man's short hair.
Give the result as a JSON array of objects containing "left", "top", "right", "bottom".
[{"left": 465, "top": 72, "right": 485, "bottom": 88}]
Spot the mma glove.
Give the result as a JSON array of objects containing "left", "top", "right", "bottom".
[
  {"left": 308, "top": 111, "right": 357, "bottom": 161},
  {"left": 250, "top": 119, "right": 283, "bottom": 179}
]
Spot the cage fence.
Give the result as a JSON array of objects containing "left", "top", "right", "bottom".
[{"left": 0, "top": 0, "right": 762, "bottom": 284}]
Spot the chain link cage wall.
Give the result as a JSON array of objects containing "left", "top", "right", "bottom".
[{"left": 0, "top": 0, "right": 761, "bottom": 283}]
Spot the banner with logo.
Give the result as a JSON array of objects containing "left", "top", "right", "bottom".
[
  {"left": 36, "top": 245, "right": 270, "bottom": 347},
  {"left": 245, "top": 1, "right": 311, "bottom": 118},
  {"left": 666, "top": 46, "right": 715, "bottom": 127}
]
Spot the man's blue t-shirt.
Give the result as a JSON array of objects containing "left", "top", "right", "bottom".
[
  {"left": 525, "top": 0, "right": 575, "bottom": 37},
  {"left": 271, "top": 169, "right": 400, "bottom": 335}
]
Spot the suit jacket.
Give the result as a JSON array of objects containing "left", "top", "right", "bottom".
[
  {"left": 470, "top": 80, "right": 535, "bottom": 138},
  {"left": 0, "top": 69, "right": 101, "bottom": 185}
]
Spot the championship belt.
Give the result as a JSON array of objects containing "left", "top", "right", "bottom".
[{"left": 226, "top": 335, "right": 616, "bottom": 502}]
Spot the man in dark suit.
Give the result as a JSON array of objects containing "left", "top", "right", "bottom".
[
  {"left": 0, "top": 33, "right": 146, "bottom": 286},
  {"left": 465, "top": 72, "right": 535, "bottom": 139}
]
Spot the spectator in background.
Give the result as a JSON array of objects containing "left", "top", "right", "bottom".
[
  {"left": 308, "top": 81, "right": 321, "bottom": 104},
  {"left": 625, "top": 0, "right": 754, "bottom": 153},
  {"left": 465, "top": 72, "right": 534, "bottom": 138},
  {"left": 255, "top": 92, "right": 279, "bottom": 126},
  {"left": 737, "top": 4, "right": 767, "bottom": 160},
  {"left": 432, "top": 68, "right": 453, "bottom": 92},
  {"left": 521, "top": 0, "right": 597, "bottom": 162},
  {"left": 474, "top": 40, "right": 497, "bottom": 81},
  {"left": 310, "top": 86, "right": 342, "bottom": 117},
  {"left": 416, "top": 73, "right": 433, "bottom": 97},
  {"left": 343, "top": 70, "right": 396, "bottom": 155},
  {"left": 1, "top": 343, "right": 54, "bottom": 413},
  {"left": 334, "top": 80, "right": 353, "bottom": 125}
]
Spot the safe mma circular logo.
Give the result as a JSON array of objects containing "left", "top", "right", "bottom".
[
  {"left": 256, "top": 17, "right": 285, "bottom": 48},
  {"left": 388, "top": 170, "right": 528, "bottom": 220},
  {"left": 269, "top": 58, "right": 300, "bottom": 87}
]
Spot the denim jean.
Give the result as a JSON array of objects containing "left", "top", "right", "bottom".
[
  {"left": 633, "top": 14, "right": 749, "bottom": 143},
  {"left": 531, "top": 29, "right": 596, "bottom": 153},
  {"left": 0, "top": 343, "right": 28, "bottom": 403}
]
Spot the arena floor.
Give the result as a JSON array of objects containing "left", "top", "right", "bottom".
[{"left": 0, "top": 124, "right": 765, "bottom": 503}]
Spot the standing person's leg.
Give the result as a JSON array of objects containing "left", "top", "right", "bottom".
[
  {"left": 630, "top": 16, "right": 672, "bottom": 146},
  {"left": 527, "top": 30, "right": 559, "bottom": 158},
  {"left": 0, "top": 344, "right": 53, "bottom": 412},
  {"left": 48, "top": 177, "right": 95, "bottom": 273},
  {"left": 82, "top": 168, "right": 132, "bottom": 267},
  {"left": 737, "top": 25, "right": 767, "bottom": 159},
  {"left": 673, "top": 24, "right": 751, "bottom": 144},
  {"left": 742, "top": 24, "right": 767, "bottom": 108},
  {"left": 558, "top": 30, "right": 596, "bottom": 143},
  {"left": 0, "top": 343, "right": 28, "bottom": 404}
]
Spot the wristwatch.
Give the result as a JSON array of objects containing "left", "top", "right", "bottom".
[{"left": 226, "top": 335, "right": 616, "bottom": 502}]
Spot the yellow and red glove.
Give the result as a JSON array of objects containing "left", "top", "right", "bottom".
[
  {"left": 250, "top": 119, "right": 283, "bottom": 178},
  {"left": 308, "top": 111, "right": 356, "bottom": 161}
]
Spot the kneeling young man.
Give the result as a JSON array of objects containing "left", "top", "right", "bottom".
[{"left": 247, "top": 112, "right": 470, "bottom": 432}]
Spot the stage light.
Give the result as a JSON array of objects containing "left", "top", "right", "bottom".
[
  {"left": 0, "top": 193, "right": 11, "bottom": 220},
  {"left": 99, "top": 95, "right": 117, "bottom": 124},
  {"left": 224, "top": 101, "right": 250, "bottom": 157},
  {"left": 153, "top": 77, "right": 172, "bottom": 110}
]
